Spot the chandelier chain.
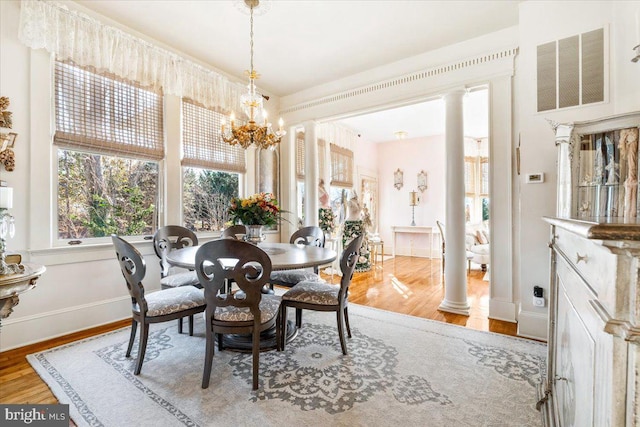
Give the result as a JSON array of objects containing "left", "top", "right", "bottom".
[{"left": 249, "top": 5, "right": 254, "bottom": 75}]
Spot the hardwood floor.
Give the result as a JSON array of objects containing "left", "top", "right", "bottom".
[{"left": 0, "top": 255, "right": 516, "bottom": 405}]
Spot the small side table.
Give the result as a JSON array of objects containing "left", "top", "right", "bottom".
[
  {"left": 0, "top": 263, "right": 46, "bottom": 320},
  {"left": 369, "top": 240, "right": 384, "bottom": 265}
]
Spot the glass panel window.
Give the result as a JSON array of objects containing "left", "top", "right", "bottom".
[
  {"left": 57, "top": 150, "right": 159, "bottom": 239},
  {"left": 54, "top": 60, "right": 163, "bottom": 241},
  {"left": 183, "top": 167, "right": 239, "bottom": 232}
]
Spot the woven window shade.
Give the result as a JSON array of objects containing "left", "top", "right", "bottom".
[
  {"left": 54, "top": 60, "right": 164, "bottom": 160},
  {"left": 464, "top": 157, "right": 476, "bottom": 195},
  {"left": 296, "top": 131, "right": 305, "bottom": 179},
  {"left": 318, "top": 138, "right": 326, "bottom": 178},
  {"left": 480, "top": 157, "right": 489, "bottom": 196},
  {"left": 181, "top": 99, "right": 246, "bottom": 173},
  {"left": 330, "top": 143, "right": 354, "bottom": 187}
]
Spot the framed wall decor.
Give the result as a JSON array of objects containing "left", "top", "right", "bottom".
[
  {"left": 393, "top": 168, "right": 403, "bottom": 190},
  {"left": 417, "top": 170, "right": 428, "bottom": 192}
]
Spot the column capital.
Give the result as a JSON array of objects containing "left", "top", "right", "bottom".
[{"left": 444, "top": 88, "right": 467, "bottom": 100}]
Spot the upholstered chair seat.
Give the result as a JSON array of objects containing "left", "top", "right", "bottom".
[
  {"left": 213, "top": 294, "right": 280, "bottom": 322},
  {"left": 133, "top": 286, "right": 205, "bottom": 317},
  {"left": 159, "top": 270, "right": 200, "bottom": 289},
  {"left": 282, "top": 280, "right": 340, "bottom": 305},
  {"left": 269, "top": 269, "right": 320, "bottom": 285}
]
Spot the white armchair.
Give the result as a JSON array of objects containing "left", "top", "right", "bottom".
[{"left": 465, "top": 222, "right": 490, "bottom": 271}]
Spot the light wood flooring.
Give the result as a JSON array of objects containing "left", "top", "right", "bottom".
[{"left": 0, "top": 255, "right": 516, "bottom": 405}]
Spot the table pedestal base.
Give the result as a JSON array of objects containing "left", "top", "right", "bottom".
[{"left": 220, "top": 320, "right": 298, "bottom": 352}]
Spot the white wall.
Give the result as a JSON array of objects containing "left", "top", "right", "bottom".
[
  {"left": 377, "top": 135, "right": 446, "bottom": 256},
  {"left": 514, "top": 0, "right": 640, "bottom": 339}
]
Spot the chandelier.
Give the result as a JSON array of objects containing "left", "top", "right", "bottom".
[{"left": 221, "top": 0, "right": 285, "bottom": 150}]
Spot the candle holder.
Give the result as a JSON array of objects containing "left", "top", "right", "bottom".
[
  {"left": 409, "top": 191, "right": 419, "bottom": 226},
  {"left": 0, "top": 187, "right": 23, "bottom": 275}
]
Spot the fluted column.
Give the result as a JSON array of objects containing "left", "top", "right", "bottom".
[
  {"left": 439, "top": 89, "right": 470, "bottom": 315},
  {"left": 304, "top": 121, "right": 319, "bottom": 226}
]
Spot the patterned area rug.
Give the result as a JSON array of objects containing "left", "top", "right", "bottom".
[{"left": 28, "top": 305, "right": 546, "bottom": 426}]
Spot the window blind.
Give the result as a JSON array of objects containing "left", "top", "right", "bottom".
[
  {"left": 295, "top": 131, "right": 305, "bottom": 179},
  {"left": 464, "top": 156, "right": 476, "bottom": 195},
  {"left": 318, "top": 138, "right": 326, "bottom": 179},
  {"left": 480, "top": 157, "right": 489, "bottom": 196},
  {"left": 181, "top": 98, "right": 246, "bottom": 173},
  {"left": 54, "top": 60, "right": 164, "bottom": 160},
  {"left": 330, "top": 143, "right": 354, "bottom": 187}
]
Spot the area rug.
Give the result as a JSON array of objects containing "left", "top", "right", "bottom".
[{"left": 28, "top": 305, "right": 546, "bottom": 427}]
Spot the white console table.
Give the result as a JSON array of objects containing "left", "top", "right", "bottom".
[{"left": 391, "top": 225, "right": 439, "bottom": 258}]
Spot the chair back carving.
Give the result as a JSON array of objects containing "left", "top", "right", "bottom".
[
  {"left": 153, "top": 226, "right": 198, "bottom": 277},
  {"left": 290, "top": 226, "right": 325, "bottom": 248},
  {"left": 221, "top": 224, "right": 247, "bottom": 240},
  {"left": 112, "top": 235, "right": 148, "bottom": 314},
  {"left": 195, "top": 239, "right": 272, "bottom": 320},
  {"left": 338, "top": 233, "right": 364, "bottom": 302}
]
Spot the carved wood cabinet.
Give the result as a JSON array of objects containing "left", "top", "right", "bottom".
[
  {"left": 540, "top": 218, "right": 640, "bottom": 426},
  {"left": 540, "top": 113, "right": 640, "bottom": 426}
]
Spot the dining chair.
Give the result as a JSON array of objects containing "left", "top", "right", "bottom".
[
  {"left": 195, "top": 238, "right": 281, "bottom": 390},
  {"left": 221, "top": 224, "right": 247, "bottom": 240},
  {"left": 278, "top": 233, "right": 363, "bottom": 355},
  {"left": 269, "top": 226, "right": 325, "bottom": 288},
  {"left": 111, "top": 235, "right": 206, "bottom": 375},
  {"left": 152, "top": 225, "right": 201, "bottom": 333}
]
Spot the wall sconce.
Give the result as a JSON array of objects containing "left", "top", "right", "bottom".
[
  {"left": 633, "top": 44, "right": 640, "bottom": 63},
  {"left": 409, "top": 190, "right": 419, "bottom": 226},
  {"left": 394, "top": 168, "right": 403, "bottom": 190},
  {"left": 417, "top": 170, "right": 428, "bottom": 192}
]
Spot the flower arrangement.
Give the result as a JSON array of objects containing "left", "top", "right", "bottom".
[
  {"left": 319, "top": 207, "right": 336, "bottom": 234},
  {"left": 228, "top": 192, "right": 282, "bottom": 226}
]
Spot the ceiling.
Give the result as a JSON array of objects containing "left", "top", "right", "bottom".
[{"left": 73, "top": 0, "right": 519, "bottom": 142}]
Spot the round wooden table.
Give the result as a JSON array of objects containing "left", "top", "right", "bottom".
[
  {"left": 166, "top": 242, "right": 337, "bottom": 351},
  {"left": 165, "top": 242, "right": 337, "bottom": 271}
]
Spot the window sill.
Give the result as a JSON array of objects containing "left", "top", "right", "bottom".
[{"left": 28, "top": 239, "right": 155, "bottom": 266}]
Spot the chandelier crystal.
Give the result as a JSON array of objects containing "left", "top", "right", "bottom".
[{"left": 222, "top": 0, "right": 285, "bottom": 150}]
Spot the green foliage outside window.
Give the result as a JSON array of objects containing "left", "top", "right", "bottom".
[
  {"left": 57, "top": 150, "right": 158, "bottom": 239},
  {"left": 183, "top": 168, "right": 239, "bottom": 232}
]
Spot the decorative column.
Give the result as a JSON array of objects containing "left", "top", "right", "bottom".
[
  {"left": 439, "top": 89, "right": 470, "bottom": 315},
  {"left": 304, "top": 121, "right": 319, "bottom": 226}
]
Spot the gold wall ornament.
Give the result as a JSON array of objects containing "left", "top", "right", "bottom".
[{"left": 0, "top": 97, "right": 11, "bottom": 129}]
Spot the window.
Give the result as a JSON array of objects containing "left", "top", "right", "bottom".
[
  {"left": 330, "top": 143, "right": 354, "bottom": 187},
  {"left": 54, "top": 61, "right": 162, "bottom": 240},
  {"left": 464, "top": 155, "right": 489, "bottom": 223},
  {"left": 181, "top": 99, "right": 244, "bottom": 232}
]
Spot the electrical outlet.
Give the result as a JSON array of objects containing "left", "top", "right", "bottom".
[{"left": 533, "top": 296, "right": 545, "bottom": 307}]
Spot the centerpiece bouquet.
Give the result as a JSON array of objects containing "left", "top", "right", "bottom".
[{"left": 228, "top": 192, "right": 283, "bottom": 226}]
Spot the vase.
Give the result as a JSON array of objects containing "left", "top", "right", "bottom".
[{"left": 244, "top": 225, "right": 266, "bottom": 245}]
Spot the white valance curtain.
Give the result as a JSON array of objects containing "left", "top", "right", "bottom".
[
  {"left": 317, "top": 122, "right": 358, "bottom": 151},
  {"left": 18, "top": 0, "right": 245, "bottom": 114}
]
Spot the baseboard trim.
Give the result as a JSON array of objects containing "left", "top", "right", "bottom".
[
  {"left": 489, "top": 298, "right": 517, "bottom": 323},
  {"left": 0, "top": 297, "right": 131, "bottom": 351},
  {"left": 517, "top": 307, "right": 548, "bottom": 342}
]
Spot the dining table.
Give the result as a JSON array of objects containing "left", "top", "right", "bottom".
[{"left": 165, "top": 241, "right": 337, "bottom": 351}]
